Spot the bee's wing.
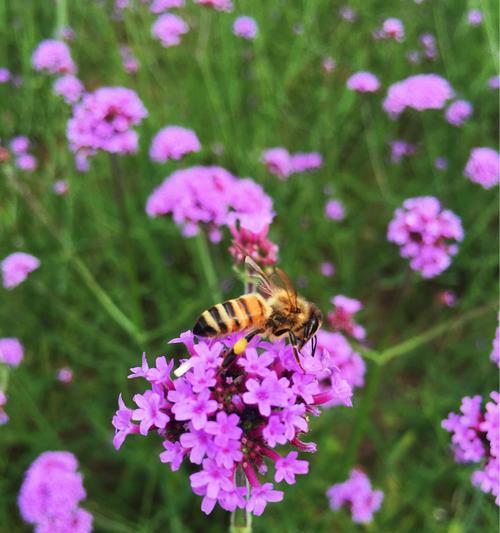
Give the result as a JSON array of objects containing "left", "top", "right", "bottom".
[
  {"left": 244, "top": 256, "right": 276, "bottom": 298},
  {"left": 273, "top": 267, "right": 298, "bottom": 310}
]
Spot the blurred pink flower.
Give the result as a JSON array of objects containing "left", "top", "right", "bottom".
[
  {"left": 233, "top": 16, "right": 258, "bottom": 40},
  {"left": 346, "top": 71, "right": 380, "bottom": 93},
  {"left": 53, "top": 74, "right": 84, "bottom": 104},
  {"left": 1, "top": 252, "right": 40, "bottom": 289},
  {"left": 195, "top": 0, "right": 233, "bottom": 11},
  {"left": 53, "top": 180, "right": 70, "bottom": 196},
  {"left": 445, "top": 99, "right": 473, "bottom": 126},
  {"left": 328, "top": 295, "right": 365, "bottom": 340},
  {"left": 0, "top": 338, "right": 24, "bottom": 367},
  {"left": 290, "top": 152, "right": 323, "bottom": 173},
  {"left": 0, "top": 67, "right": 11, "bottom": 83},
  {"left": 491, "top": 327, "right": 499, "bottom": 367},
  {"left": 229, "top": 223, "right": 278, "bottom": 266},
  {"left": 320, "top": 262, "right": 335, "bottom": 277},
  {"left": 325, "top": 199, "right": 345, "bottom": 221},
  {"left": 149, "top": 126, "right": 201, "bottom": 162},
  {"left": 381, "top": 18, "right": 404, "bottom": 41},
  {"left": 339, "top": 6, "right": 356, "bottom": 22},
  {"left": 437, "top": 290, "right": 457, "bottom": 308},
  {"left": 10, "top": 136, "right": 30, "bottom": 154},
  {"left": 322, "top": 56, "right": 336, "bottom": 73},
  {"left": 262, "top": 147, "right": 292, "bottom": 179},
  {"left": 327, "top": 469, "right": 384, "bottom": 523},
  {"left": 468, "top": 9, "right": 482, "bottom": 26},
  {"left": 389, "top": 140, "right": 416, "bottom": 164},
  {"left": 434, "top": 156, "right": 448, "bottom": 171},
  {"left": 32, "top": 39, "right": 76, "bottom": 75},
  {"left": 150, "top": 0, "right": 185, "bottom": 13},
  {"left": 57, "top": 367, "right": 74, "bottom": 384},
  {"left": 119, "top": 46, "right": 140, "bottom": 74},
  {"left": 488, "top": 75, "right": 500, "bottom": 90},
  {"left": 15, "top": 154, "right": 37, "bottom": 171},
  {"left": 464, "top": 147, "right": 500, "bottom": 189},
  {"left": 152, "top": 13, "right": 189, "bottom": 47},
  {"left": 383, "top": 74, "right": 453, "bottom": 117}
]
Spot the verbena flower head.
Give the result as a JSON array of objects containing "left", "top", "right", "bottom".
[
  {"left": 0, "top": 338, "right": 24, "bottom": 367},
  {"left": 152, "top": 13, "right": 189, "bottom": 47},
  {"left": 1, "top": 252, "right": 40, "bottom": 289},
  {"left": 57, "top": 367, "right": 74, "bottom": 384},
  {"left": 320, "top": 262, "right": 335, "bottom": 277},
  {"left": 53, "top": 75, "right": 84, "bottom": 105},
  {"left": 195, "top": 0, "right": 233, "bottom": 11},
  {"left": 327, "top": 469, "right": 384, "bottom": 523},
  {"left": 346, "top": 71, "right": 380, "bottom": 93},
  {"left": 119, "top": 46, "right": 140, "bottom": 74},
  {"left": 324, "top": 199, "right": 345, "bottom": 221},
  {"left": 146, "top": 166, "right": 274, "bottom": 242},
  {"left": 233, "top": 16, "right": 258, "bottom": 40},
  {"left": 150, "top": 0, "right": 185, "bottom": 14},
  {"left": 387, "top": 196, "right": 463, "bottom": 278},
  {"left": 67, "top": 86, "right": 147, "bottom": 161},
  {"left": 113, "top": 333, "right": 353, "bottom": 515},
  {"left": 0, "top": 67, "right": 11, "bottom": 83},
  {"left": 381, "top": 17, "right": 404, "bottom": 41},
  {"left": 327, "top": 296, "right": 365, "bottom": 341},
  {"left": 290, "top": 152, "right": 323, "bottom": 173},
  {"left": 437, "top": 289, "right": 457, "bottom": 308},
  {"left": 229, "top": 223, "right": 278, "bottom": 266},
  {"left": 314, "top": 330, "right": 365, "bottom": 402},
  {"left": 15, "top": 153, "right": 37, "bottom": 172},
  {"left": 10, "top": 136, "right": 30, "bottom": 154},
  {"left": 434, "top": 156, "right": 448, "bottom": 171},
  {"left": 18, "top": 451, "right": 93, "bottom": 532},
  {"left": 53, "top": 180, "right": 70, "bottom": 196},
  {"left": 464, "top": 147, "right": 500, "bottom": 189},
  {"left": 468, "top": 9, "right": 482, "bottom": 26},
  {"left": 32, "top": 40, "right": 76, "bottom": 75},
  {"left": 383, "top": 74, "right": 454, "bottom": 117},
  {"left": 262, "top": 147, "right": 292, "bottom": 179},
  {"left": 442, "top": 393, "right": 499, "bottom": 505},
  {"left": 149, "top": 126, "right": 201, "bottom": 162},
  {"left": 491, "top": 327, "right": 499, "bottom": 367},
  {"left": 445, "top": 99, "right": 473, "bottom": 126},
  {"left": 390, "top": 140, "right": 416, "bottom": 164},
  {"left": 339, "top": 6, "right": 356, "bottom": 22},
  {"left": 488, "top": 75, "right": 500, "bottom": 90}
]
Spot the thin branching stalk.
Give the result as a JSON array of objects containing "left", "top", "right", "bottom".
[{"left": 194, "top": 230, "right": 222, "bottom": 303}]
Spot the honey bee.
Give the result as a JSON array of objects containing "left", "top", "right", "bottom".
[{"left": 193, "top": 257, "right": 322, "bottom": 370}]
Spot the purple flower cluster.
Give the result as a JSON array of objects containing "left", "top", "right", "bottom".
[
  {"left": 9, "top": 135, "right": 38, "bottom": 172},
  {"left": 327, "top": 469, "right": 384, "bottom": 523},
  {"left": 442, "top": 393, "right": 499, "bottom": 505},
  {"left": 1, "top": 252, "right": 40, "bottom": 289},
  {"left": 445, "top": 99, "right": 473, "bottom": 127},
  {"left": 0, "top": 337, "right": 24, "bottom": 367},
  {"left": 113, "top": 333, "right": 352, "bottom": 515},
  {"left": 389, "top": 140, "right": 416, "bottom": 164},
  {"left": 464, "top": 147, "right": 500, "bottom": 189},
  {"left": 32, "top": 40, "right": 76, "bottom": 75},
  {"left": 146, "top": 166, "right": 274, "bottom": 242},
  {"left": 120, "top": 46, "right": 140, "bottom": 74},
  {"left": 383, "top": 74, "right": 454, "bottom": 117},
  {"left": 195, "top": 0, "right": 233, "bottom": 11},
  {"left": 149, "top": 126, "right": 201, "bottom": 163},
  {"left": 152, "top": 13, "right": 189, "bottom": 47},
  {"left": 346, "top": 71, "right": 380, "bottom": 93},
  {"left": 18, "top": 451, "right": 93, "bottom": 532},
  {"left": 229, "top": 224, "right": 278, "bottom": 266},
  {"left": 233, "top": 17, "right": 258, "bottom": 40},
  {"left": 261, "top": 148, "right": 323, "bottom": 179},
  {"left": 324, "top": 199, "right": 345, "bottom": 221},
  {"left": 327, "top": 295, "right": 366, "bottom": 341},
  {"left": 53, "top": 74, "right": 84, "bottom": 105},
  {"left": 387, "top": 196, "right": 464, "bottom": 278},
  {"left": 380, "top": 18, "right": 405, "bottom": 41},
  {"left": 67, "top": 86, "right": 148, "bottom": 165},
  {"left": 420, "top": 33, "right": 438, "bottom": 61},
  {"left": 149, "top": 0, "right": 186, "bottom": 13}
]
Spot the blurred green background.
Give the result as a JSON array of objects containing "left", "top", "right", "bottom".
[{"left": 0, "top": 0, "right": 498, "bottom": 531}]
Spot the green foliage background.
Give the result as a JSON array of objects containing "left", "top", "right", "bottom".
[{"left": 0, "top": 0, "right": 498, "bottom": 531}]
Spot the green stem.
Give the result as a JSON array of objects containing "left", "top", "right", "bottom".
[
  {"left": 194, "top": 231, "right": 222, "bottom": 303},
  {"left": 0, "top": 365, "right": 9, "bottom": 392},
  {"left": 229, "top": 464, "right": 252, "bottom": 532},
  {"left": 55, "top": 0, "right": 68, "bottom": 34}
]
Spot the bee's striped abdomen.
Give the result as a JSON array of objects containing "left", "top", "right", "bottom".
[{"left": 193, "top": 295, "right": 267, "bottom": 337}]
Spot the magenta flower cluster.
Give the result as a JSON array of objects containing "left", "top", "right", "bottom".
[
  {"left": 113, "top": 332, "right": 352, "bottom": 515},
  {"left": 9, "top": 135, "right": 38, "bottom": 172},
  {"left": 390, "top": 140, "right": 416, "bottom": 164},
  {"left": 67, "top": 86, "right": 148, "bottom": 165},
  {"left": 261, "top": 148, "right": 323, "bottom": 179},
  {"left": 327, "top": 469, "right": 384, "bottom": 523},
  {"left": 387, "top": 196, "right": 463, "bottom": 278},
  {"left": 464, "top": 147, "right": 500, "bottom": 189},
  {"left": 491, "top": 327, "right": 499, "bottom": 367},
  {"left": 149, "top": 126, "right": 201, "bottom": 162},
  {"left": 18, "top": 451, "right": 93, "bottom": 532},
  {"left": 53, "top": 74, "right": 84, "bottom": 105},
  {"left": 346, "top": 71, "right": 380, "bottom": 93},
  {"left": 380, "top": 18, "right": 405, "bottom": 41},
  {"left": 383, "top": 74, "right": 454, "bottom": 117},
  {"left": 229, "top": 224, "right": 278, "bottom": 266},
  {"left": 195, "top": 0, "right": 233, "bottom": 11},
  {"left": 32, "top": 40, "right": 76, "bottom": 75},
  {"left": 146, "top": 165, "right": 274, "bottom": 242},
  {"left": 1, "top": 252, "right": 40, "bottom": 289},
  {"left": 445, "top": 99, "right": 473, "bottom": 126},
  {"left": 152, "top": 13, "right": 189, "bottom": 47},
  {"left": 442, "top": 393, "right": 499, "bottom": 505},
  {"left": 0, "top": 337, "right": 24, "bottom": 367},
  {"left": 233, "top": 17, "right": 258, "bottom": 40},
  {"left": 327, "top": 295, "right": 366, "bottom": 341}
]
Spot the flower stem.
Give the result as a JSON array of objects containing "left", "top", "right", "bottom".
[
  {"left": 230, "top": 466, "right": 252, "bottom": 533},
  {"left": 194, "top": 230, "right": 222, "bottom": 303},
  {"left": 55, "top": 0, "right": 68, "bottom": 35}
]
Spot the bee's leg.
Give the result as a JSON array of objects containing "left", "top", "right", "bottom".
[
  {"left": 288, "top": 332, "right": 305, "bottom": 371},
  {"left": 220, "top": 329, "right": 263, "bottom": 372}
]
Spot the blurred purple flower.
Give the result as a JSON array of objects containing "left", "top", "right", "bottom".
[
  {"left": 229, "top": 223, "right": 278, "bottom": 266},
  {"left": 18, "top": 451, "right": 92, "bottom": 532},
  {"left": 15, "top": 154, "right": 37, "bottom": 171},
  {"left": 381, "top": 18, "right": 404, "bottom": 41},
  {"left": 445, "top": 99, "right": 473, "bottom": 126},
  {"left": 119, "top": 46, "right": 140, "bottom": 74},
  {"left": 262, "top": 147, "right": 292, "bottom": 179},
  {"left": 322, "top": 56, "right": 336, "bottom": 73},
  {"left": 290, "top": 152, "right": 323, "bottom": 173},
  {"left": 0, "top": 338, "right": 24, "bottom": 367},
  {"left": 10, "top": 136, "right": 30, "bottom": 154},
  {"left": 491, "top": 327, "right": 499, "bottom": 368},
  {"left": 488, "top": 75, "right": 500, "bottom": 90},
  {"left": 346, "top": 71, "right": 380, "bottom": 93},
  {"left": 383, "top": 74, "right": 453, "bottom": 117},
  {"left": 57, "top": 367, "right": 74, "bottom": 384},
  {"left": 53, "top": 75, "right": 84, "bottom": 105},
  {"left": 233, "top": 16, "right": 258, "bottom": 40},
  {"left": 434, "top": 156, "right": 448, "bottom": 171},
  {"left": 387, "top": 196, "right": 463, "bottom": 278},
  {"left": 150, "top": 0, "right": 185, "bottom": 13},
  {"left": 464, "top": 147, "right": 500, "bottom": 189},
  {"left": 327, "top": 469, "right": 384, "bottom": 523},
  {"left": 324, "top": 199, "right": 345, "bottom": 221},
  {"left": 149, "top": 126, "right": 201, "bottom": 162},
  {"left": 437, "top": 289, "right": 457, "bottom": 308},
  {"left": 0, "top": 67, "right": 11, "bottom": 83},
  {"left": 152, "top": 13, "right": 189, "bottom": 47},
  {"left": 32, "top": 39, "right": 76, "bottom": 75},
  {"left": 53, "top": 180, "right": 70, "bottom": 196},
  {"left": 389, "top": 140, "right": 416, "bottom": 164},
  {"left": 339, "top": 6, "right": 356, "bottom": 22},
  {"left": 328, "top": 295, "right": 365, "bottom": 340},
  {"left": 320, "top": 261, "right": 335, "bottom": 277},
  {"left": 1, "top": 252, "right": 40, "bottom": 289},
  {"left": 468, "top": 9, "right": 482, "bottom": 26},
  {"left": 195, "top": 0, "right": 233, "bottom": 11}
]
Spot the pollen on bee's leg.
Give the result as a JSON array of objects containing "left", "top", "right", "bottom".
[{"left": 233, "top": 337, "right": 248, "bottom": 355}]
